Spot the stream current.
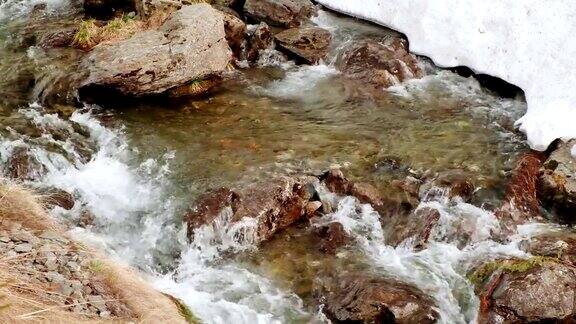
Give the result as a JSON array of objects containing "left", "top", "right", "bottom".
[{"left": 0, "top": 2, "right": 557, "bottom": 323}]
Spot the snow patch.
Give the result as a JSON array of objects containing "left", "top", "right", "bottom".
[
  {"left": 572, "top": 145, "right": 576, "bottom": 158},
  {"left": 316, "top": 0, "right": 576, "bottom": 150}
]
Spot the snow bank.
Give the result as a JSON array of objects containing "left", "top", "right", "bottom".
[{"left": 317, "top": 0, "right": 576, "bottom": 151}]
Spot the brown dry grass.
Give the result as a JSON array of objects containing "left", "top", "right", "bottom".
[{"left": 0, "top": 181, "right": 188, "bottom": 323}]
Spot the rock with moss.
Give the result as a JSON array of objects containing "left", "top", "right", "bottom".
[
  {"left": 520, "top": 231, "right": 576, "bottom": 266},
  {"left": 470, "top": 257, "right": 576, "bottom": 323},
  {"left": 79, "top": 4, "right": 231, "bottom": 98},
  {"left": 539, "top": 140, "right": 576, "bottom": 221}
]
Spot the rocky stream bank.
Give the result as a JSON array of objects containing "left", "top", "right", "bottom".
[{"left": 2, "top": 0, "right": 576, "bottom": 323}]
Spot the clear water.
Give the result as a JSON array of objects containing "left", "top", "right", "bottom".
[{"left": 0, "top": 3, "right": 552, "bottom": 323}]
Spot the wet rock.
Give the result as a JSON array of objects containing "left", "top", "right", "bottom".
[
  {"left": 495, "top": 152, "right": 546, "bottom": 232},
  {"left": 349, "top": 182, "right": 384, "bottom": 208},
  {"left": 336, "top": 37, "right": 423, "bottom": 90},
  {"left": 314, "top": 222, "right": 348, "bottom": 254},
  {"left": 5, "top": 146, "right": 46, "bottom": 181},
  {"left": 304, "top": 201, "right": 322, "bottom": 217},
  {"left": 473, "top": 259, "right": 576, "bottom": 323},
  {"left": 185, "top": 187, "right": 240, "bottom": 237},
  {"left": 274, "top": 26, "right": 331, "bottom": 64},
  {"left": 317, "top": 274, "right": 438, "bottom": 323},
  {"left": 320, "top": 168, "right": 352, "bottom": 195},
  {"left": 38, "top": 27, "right": 76, "bottom": 48},
  {"left": 384, "top": 207, "right": 440, "bottom": 249},
  {"left": 186, "top": 176, "right": 316, "bottom": 243},
  {"left": 80, "top": 4, "right": 231, "bottom": 98},
  {"left": 244, "top": 0, "right": 316, "bottom": 28},
  {"left": 246, "top": 22, "right": 274, "bottom": 62},
  {"left": 39, "top": 187, "right": 75, "bottom": 210},
  {"left": 221, "top": 10, "right": 247, "bottom": 57},
  {"left": 540, "top": 140, "right": 576, "bottom": 221},
  {"left": 420, "top": 169, "right": 475, "bottom": 202},
  {"left": 520, "top": 232, "right": 576, "bottom": 266},
  {"left": 391, "top": 176, "right": 422, "bottom": 199}
]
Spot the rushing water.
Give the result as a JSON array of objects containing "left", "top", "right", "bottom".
[{"left": 0, "top": 2, "right": 554, "bottom": 323}]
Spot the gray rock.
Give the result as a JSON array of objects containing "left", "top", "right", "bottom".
[
  {"left": 46, "top": 271, "right": 65, "bottom": 283},
  {"left": 87, "top": 295, "right": 108, "bottom": 312},
  {"left": 540, "top": 140, "right": 576, "bottom": 220},
  {"left": 14, "top": 243, "right": 33, "bottom": 253},
  {"left": 80, "top": 4, "right": 231, "bottom": 97},
  {"left": 244, "top": 0, "right": 315, "bottom": 28}
]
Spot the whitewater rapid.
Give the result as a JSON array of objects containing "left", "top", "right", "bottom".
[{"left": 317, "top": 0, "right": 576, "bottom": 151}]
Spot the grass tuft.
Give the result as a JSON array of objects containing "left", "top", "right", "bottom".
[{"left": 71, "top": 19, "right": 99, "bottom": 50}]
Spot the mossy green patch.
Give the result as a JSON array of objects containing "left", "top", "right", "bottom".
[
  {"left": 72, "top": 19, "right": 98, "bottom": 50},
  {"left": 468, "top": 256, "right": 560, "bottom": 285}
]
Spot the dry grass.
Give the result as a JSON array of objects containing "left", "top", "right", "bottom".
[{"left": 0, "top": 181, "right": 189, "bottom": 323}]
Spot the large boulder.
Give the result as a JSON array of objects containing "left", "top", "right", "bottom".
[
  {"left": 539, "top": 140, "right": 576, "bottom": 220},
  {"left": 79, "top": 4, "right": 231, "bottom": 97},
  {"left": 336, "top": 37, "right": 423, "bottom": 90},
  {"left": 520, "top": 231, "right": 576, "bottom": 266},
  {"left": 185, "top": 176, "right": 319, "bottom": 243},
  {"left": 274, "top": 26, "right": 331, "bottom": 64},
  {"left": 244, "top": 0, "right": 316, "bottom": 28},
  {"left": 316, "top": 274, "right": 438, "bottom": 323},
  {"left": 471, "top": 258, "right": 576, "bottom": 323}
]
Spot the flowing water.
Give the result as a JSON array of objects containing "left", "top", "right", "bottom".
[{"left": 0, "top": 3, "right": 556, "bottom": 323}]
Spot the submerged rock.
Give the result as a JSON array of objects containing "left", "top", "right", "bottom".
[
  {"left": 313, "top": 222, "right": 348, "bottom": 254},
  {"left": 336, "top": 37, "right": 423, "bottom": 90},
  {"left": 420, "top": 169, "right": 475, "bottom": 202},
  {"left": 539, "top": 140, "right": 576, "bottom": 221},
  {"left": 274, "top": 26, "right": 331, "bottom": 64},
  {"left": 244, "top": 0, "right": 316, "bottom": 28},
  {"left": 472, "top": 258, "right": 576, "bottom": 323},
  {"left": 79, "top": 4, "right": 231, "bottom": 98},
  {"left": 317, "top": 274, "right": 438, "bottom": 323}
]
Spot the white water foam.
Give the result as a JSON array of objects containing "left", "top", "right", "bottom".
[
  {"left": 0, "top": 0, "right": 70, "bottom": 21},
  {"left": 3, "top": 104, "right": 317, "bottom": 323},
  {"left": 314, "top": 190, "right": 545, "bottom": 323},
  {"left": 258, "top": 64, "right": 338, "bottom": 100}
]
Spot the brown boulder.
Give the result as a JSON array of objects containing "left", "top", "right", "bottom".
[
  {"left": 317, "top": 274, "right": 438, "bottom": 323},
  {"left": 185, "top": 176, "right": 317, "bottom": 243},
  {"left": 496, "top": 151, "right": 546, "bottom": 233},
  {"left": 221, "top": 10, "right": 247, "bottom": 57},
  {"left": 472, "top": 259, "right": 576, "bottom": 323},
  {"left": 336, "top": 37, "right": 423, "bottom": 90},
  {"left": 244, "top": 0, "right": 316, "bottom": 28},
  {"left": 246, "top": 22, "right": 274, "bottom": 62},
  {"left": 539, "top": 140, "right": 576, "bottom": 221},
  {"left": 80, "top": 4, "right": 231, "bottom": 97},
  {"left": 38, "top": 27, "right": 76, "bottom": 48},
  {"left": 274, "top": 26, "right": 331, "bottom": 64}
]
